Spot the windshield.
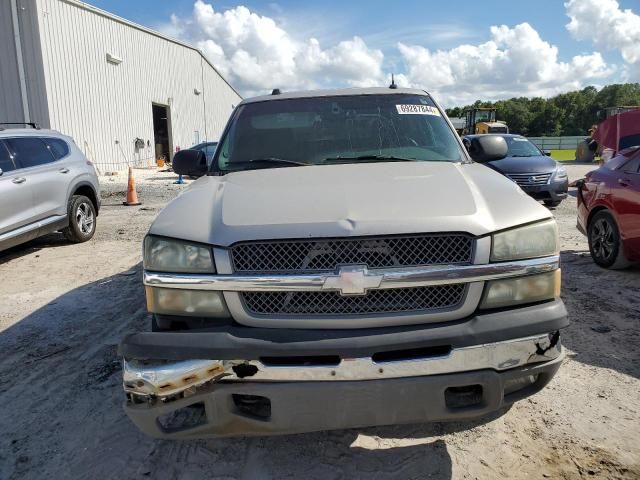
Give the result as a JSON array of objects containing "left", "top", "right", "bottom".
[
  {"left": 505, "top": 136, "right": 543, "bottom": 157},
  {"left": 474, "top": 110, "right": 493, "bottom": 122},
  {"left": 214, "top": 94, "right": 465, "bottom": 172}
]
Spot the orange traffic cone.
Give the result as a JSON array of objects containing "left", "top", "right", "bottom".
[{"left": 123, "top": 167, "right": 141, "bottom": 206}]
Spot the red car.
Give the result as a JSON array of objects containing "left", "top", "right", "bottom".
[{"left": 577, "top": 146, "right": 640, "bottom": 268}]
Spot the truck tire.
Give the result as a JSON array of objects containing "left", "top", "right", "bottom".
[
  {"left": 575, "top": 140, "right": 594, "bottom": 163},
  {"left": 62, "top": 195, "right": 96, "bottom": 243}
]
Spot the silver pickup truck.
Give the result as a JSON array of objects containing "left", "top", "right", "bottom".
[{"left": 119, "top": 87, "right": 567, "bottom": 439}]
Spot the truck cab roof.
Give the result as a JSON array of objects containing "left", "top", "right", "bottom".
[{"left": 239, "top": 87, "right": 432, "bottom": 105}]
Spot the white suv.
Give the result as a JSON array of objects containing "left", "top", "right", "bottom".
[{"left": 0, "top": 123, "right": 100, "bottom": 252}]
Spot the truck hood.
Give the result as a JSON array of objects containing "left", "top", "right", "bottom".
[{"left": 149, "top": 162, "right": 552, "bottom": 246}]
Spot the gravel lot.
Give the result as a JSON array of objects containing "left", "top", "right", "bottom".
[{"left": 0, "top": 164, "right": 638, "bottom": 480}]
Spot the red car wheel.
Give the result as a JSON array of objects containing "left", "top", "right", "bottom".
[{"left": 587, "top": 210, "right": 630, "bottom": 269}]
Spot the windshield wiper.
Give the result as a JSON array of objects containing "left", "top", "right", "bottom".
[
  {"left": 323, "top": 155, "right": 418, "bottom": 163},
  {"left": 225, "top": 157, "right": 311, "bottom": 170}
]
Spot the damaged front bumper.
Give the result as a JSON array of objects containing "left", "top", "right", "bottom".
[
  {"left": 123, "top": 333, "right": 562, "bottom": 398},
  {"left": 119, "top": 300, "right": 568, "bottom": 438},
  {"left": 121, "top": 332, "right": 563, "bottom": 439}
]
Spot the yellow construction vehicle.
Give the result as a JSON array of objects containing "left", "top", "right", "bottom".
[{"left": 462, "top": 108, "right": 509, "bottom": 135}]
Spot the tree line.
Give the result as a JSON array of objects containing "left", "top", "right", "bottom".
[{"left": 445, "top": 83, "right": 640, "bottom": 137}]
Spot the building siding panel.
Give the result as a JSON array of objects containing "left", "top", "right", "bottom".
[
  {"left": 18, "top": 0, "right": 50, "bottom": 128},
  {"left": 32, "top": 0, "right": 241, "bottom": 171},
  {"left": 0, "top": 0, "right": 28, "bottom": 125}
]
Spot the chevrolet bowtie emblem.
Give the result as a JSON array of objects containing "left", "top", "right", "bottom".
[{"left": 323, "top": 265, "right": 383, "bottom": 296}]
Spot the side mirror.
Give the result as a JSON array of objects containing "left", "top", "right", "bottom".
[
  {"left": 172, "top": 149, "right": 207, "bottom": 177},
  {"left": 0, "top": 167, "right": 3, "bottom": 176},
  {"left": 468, "top": 135, "right": 508, "bottom": 162},
  {"left": 544, "top": 150, "right": 552, "bottom": 156}
]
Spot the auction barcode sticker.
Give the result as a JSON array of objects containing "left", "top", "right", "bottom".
[{"left": 396, "top": 104, "right": 440, "bottom": 115}]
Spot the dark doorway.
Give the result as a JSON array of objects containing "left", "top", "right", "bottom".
[{"left": 152, "top": 104, "right": 171, "bottom": 162}]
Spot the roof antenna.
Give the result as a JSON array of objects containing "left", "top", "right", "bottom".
[{"left": 389, "top": 74, "right": 397, "bottom": 89}]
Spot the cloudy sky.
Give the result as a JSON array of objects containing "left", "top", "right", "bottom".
[{"left": 91, "top": 0, "right": 640, "bottom": 106}]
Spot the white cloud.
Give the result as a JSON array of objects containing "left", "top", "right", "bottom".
[
  {"left": 299, "top": 37, "right": 384, "bottom": 87},
  {"left": 164, "top": 2, "right": 615, "bottom": 105},
  {"left": 168, "top": 0, "right": 385, "bottom": 95},
  {"left": 565, "top": 0, "right": 640, "bottom": 66},
  {"left": 397, "top": 22, "right": 611, "bottom": 105},
  {"left": 362, "top": 25, "right": 477, "bottom": 49}
]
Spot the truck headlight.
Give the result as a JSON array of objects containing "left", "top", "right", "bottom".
[
  {"left": 491, "top": 220, "right": 558, "bottom": 262},
  {"left": 143, "top": 235, "right": 215, "bottom": 273},
  {"left": 146, "top": 287, "right": 229, "bottom": 317},
  {"left": 480, "top": 270, "right": 561, "bottom": 309}
]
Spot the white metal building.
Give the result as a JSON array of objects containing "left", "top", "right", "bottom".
[{"left": 1, "top": 0, "right": 242, "bottom": 171}]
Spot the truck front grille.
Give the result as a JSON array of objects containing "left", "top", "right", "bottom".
[
  {"left": 230, "top": 234, "right": 474, "bottom": 273},
  {"left": 506, "top": 172, "right": 552, "bottom": 187},
  {"left": 241, "top": 284, "right": 466, "bottom": 316}
]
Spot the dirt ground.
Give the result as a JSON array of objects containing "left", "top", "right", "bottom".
[{"left": 0, "top": 164, "right": 638, "bottom": 480}]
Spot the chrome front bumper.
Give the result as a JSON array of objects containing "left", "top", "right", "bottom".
[{"left": 123, "top": 333, "right": 562, "bottom": 400}]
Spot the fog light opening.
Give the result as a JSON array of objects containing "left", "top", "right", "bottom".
[
  {"left": 445, "top": 384, "right": 484, "bottom": 409},
  {"left": 232, "top": 394, "right": 271, "bottom": 420},
  {"left": 156, "top": 402, "right": 207, "bottom": 432}
]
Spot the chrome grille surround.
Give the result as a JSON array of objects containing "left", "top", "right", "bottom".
[
  {"left": 241, "top": 283, "right": 467, "bottom": 316},
  {"left": 144, "top": 248, "right": 560, "bottom": 329},
  {"left": 506, "top": 172, "right": 552, "bottom": 187},
  {"left": 230, "top": 234, "right": 474, "bottom": 273}
]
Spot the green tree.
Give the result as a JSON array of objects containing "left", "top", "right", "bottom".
[
  {"left": 447, "top": 83, "right": 640, "bottom": 137},
  {"left": 495, "top": 98, "right": 531, "bottom": 135},
  {"left": 446, "top": 107, "right": 462, "bottom": 118}
]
